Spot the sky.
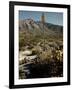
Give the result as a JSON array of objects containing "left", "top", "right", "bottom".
[{"left": 19, "top": 11, "right": 63, "bottom": 26}]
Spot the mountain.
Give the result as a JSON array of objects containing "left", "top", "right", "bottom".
[{"left": 19, "top": 19, "right": 63, "bottom": 37}]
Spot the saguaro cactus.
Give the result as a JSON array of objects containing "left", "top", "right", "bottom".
[{"left": 41, "top": 13, "right": 46, "bottom": 51}]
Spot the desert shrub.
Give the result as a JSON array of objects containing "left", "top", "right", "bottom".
[
  {"left": 19, "top": 69, "right": 26, "bottom": 79},
  {"left": 39, "top": 51, "right": 51, "bottom": 62},
  {"left": 32, "top": 48, "right": 41, "bottom": 56}
]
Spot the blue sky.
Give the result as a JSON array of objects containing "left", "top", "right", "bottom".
[{"left": 19, "top": 11, "right": 63, "bottom": 26}]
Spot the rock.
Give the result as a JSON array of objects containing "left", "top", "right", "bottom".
[
  {"left": 21, "top": 50, "right": 32, "bottom": 55},
  {"left": 19, "top": 55, "right": 26, "bottom": 61},
  {"left": 25, "top": 55, "right": 37, "bottom": 61},
  {"left": 48, "top": 42, "right": 58, "bottom": 48},
  {"left": 19, "top": 50, "right": 32, "bottom": 64},
  {"left": 19, "top": 50, "right": 38, "bottom": 65}
]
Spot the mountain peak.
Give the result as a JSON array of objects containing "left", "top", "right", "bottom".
[{"left": 19, "top": 19, "right": 63, "bottom": 37}]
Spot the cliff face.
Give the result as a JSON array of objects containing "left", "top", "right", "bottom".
[{"left": 19, "top": 19, "right": 63, "bottom": 37}]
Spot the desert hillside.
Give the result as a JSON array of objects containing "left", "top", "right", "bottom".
[{"left": 19, "top": 19, "right": 63, "bottom": 79}]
